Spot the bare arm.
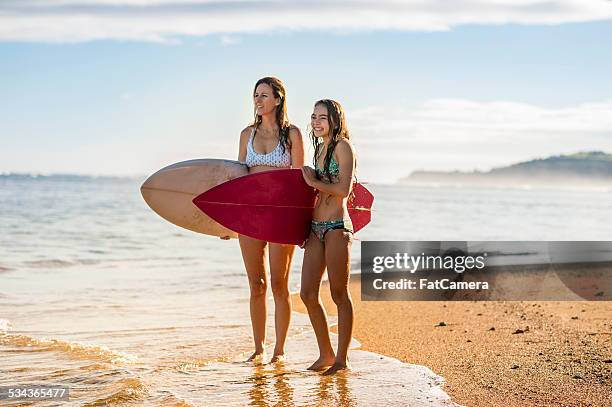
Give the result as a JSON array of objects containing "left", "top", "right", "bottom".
[
  {"left": 301, "top": 140, "right": 355, "bottom": 198},
  {"left": 289, "top": 126, "right": 305, "bottom": 168},
  {"left": 238, "top": 126, "right": 251, "bottom": 163}
]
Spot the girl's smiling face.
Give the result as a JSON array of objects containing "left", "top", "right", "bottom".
[
  {"left": 311, "top": 103, "right": 330, "bottom": 138},
  {"left": 253, "top": 83, "right": 280, "bottom": 116}
]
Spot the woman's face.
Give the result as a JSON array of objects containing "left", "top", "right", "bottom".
[
  {"left": 311, "top": 103, "right": 330, "bottom": 138},
  {"left": 253, "top": 83, "right": 280, "bottom": 116}
]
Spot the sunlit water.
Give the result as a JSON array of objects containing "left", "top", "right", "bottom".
[{"left": 1, "top": 175, "right": 610, "bottom": 405}]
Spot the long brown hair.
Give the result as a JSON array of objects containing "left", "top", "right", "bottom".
[
  {"left": 309, "top": 99, "right": 351, "bottom": 182},
  {"left": 253, "top": 77, "right": 291, "bottom": 153}
]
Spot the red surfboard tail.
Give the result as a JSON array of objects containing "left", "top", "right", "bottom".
[{"left": 349, "top": 182, "right": 374, "bottom": 233}]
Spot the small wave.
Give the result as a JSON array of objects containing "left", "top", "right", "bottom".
[
  {"left": 154, "top": 393, "right": 199, "bottom": 407},
  {"left": 82, "top": 377, "right": 149, "bottom": 406},
  {"left": 152, "top": 355, "right": 233, "bottom": 373},
  {"left": 0, "top": 265, "right": 13, "bottom": 273},
  {"left": 23, "top": 259, "right": 75, "bottom": 268},
  {"left": 0, "top": 333, "right": 137, "bottom": 364},
  {"left": 173, "top": 356, "right": 232, "bottom": 372}
]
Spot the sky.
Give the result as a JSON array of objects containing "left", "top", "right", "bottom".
[{"left": 1, "top": 0, "right": 612, "bottom": 183}]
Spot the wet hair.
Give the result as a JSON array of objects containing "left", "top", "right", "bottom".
[
  {"left": 253, "top": 77, "right": 291, "bottom": 153},
  {"left": 309, "top": 99, "right": 350, "bottom": 182}
]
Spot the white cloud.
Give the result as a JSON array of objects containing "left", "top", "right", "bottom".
[
  {"left": 352, "top": 99, "right": 612, "bottom": 142},
  {"left": 1, "top": 0, "right": 611, "bottom": 43}
]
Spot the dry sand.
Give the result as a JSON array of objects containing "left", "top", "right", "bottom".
[{"left": 291, "top": 274, "right": 612, "bottom": 407}]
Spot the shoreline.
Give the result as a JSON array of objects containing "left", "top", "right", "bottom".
[{"left": 290, "top": 274, "right": 612, "bottom": 407}]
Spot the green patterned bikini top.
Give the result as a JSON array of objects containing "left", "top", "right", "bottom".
[{"left": 315, "top": 154, "right": 340, "bottom": 182}]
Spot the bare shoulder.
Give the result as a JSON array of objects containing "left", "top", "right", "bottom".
[
  {"left": 288, "top": 124, "right": 303, "bottom": 139},
  {"left": 287, "top": 125, "right": 304, "bottom": 150},
  {"left": 240, "top": 125, "right": 255, "bottom": 141},
  {"left": 335, "top": 138, "right": 355, "bottom": 156},
  {"left": 241, "top": 124, "right": 255, "bottom": 135}
]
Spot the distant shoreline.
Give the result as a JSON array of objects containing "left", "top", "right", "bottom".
[
  {"left": 399, "top": 177, "right": 612, "bottom": 188},
  {"left": 401, "top": 151, "right": 612, "bottom": 187},
  {"left": 0, "top": 173, "right": 146, "bottom": 181}
]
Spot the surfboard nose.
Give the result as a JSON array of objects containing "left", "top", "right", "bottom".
[
  {"left": 140, "top": 176, "right": 151, "bottom": 200},
  {"left": 139, "top": 159, "right": 247, "bottom": 238}
]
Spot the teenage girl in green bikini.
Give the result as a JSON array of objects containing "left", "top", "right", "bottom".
[{"left": 300, "top": 99, "right": 356, "bottom": 375}]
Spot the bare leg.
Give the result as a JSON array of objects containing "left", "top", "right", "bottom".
[
  {"left": 300, "top": 232, "right": 336, "bottom": 370},
  {"left": 268, "top": 242, "right": 296, "bottom": 362},
  {"left": 239, "top": 235, "right": 268, "bottom": 361},
  {"left": 322, "top": 230, "right": 353, "bottom": 375}
]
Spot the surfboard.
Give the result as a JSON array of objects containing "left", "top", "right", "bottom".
[
  {"left": 140, "top": 159, "right": 248, "bottom": 238},
  {"left": 193, "top": 169, "right": 374, "bottom": 245}
]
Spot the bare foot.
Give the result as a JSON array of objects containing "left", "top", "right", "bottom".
[
  {"left": 322, "top": 362, "right": 350, "bottom": 376},
  {"left": 307, "top": 355, "right": 336, "bottom": 371},
  {"left": 269, "top": 354, "right": 285, "bottom": 363},
  {"left": 246, "top": 351, "right": 266, "bottom": 363}
]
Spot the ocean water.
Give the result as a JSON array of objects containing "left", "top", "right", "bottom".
[{"left": 1, "top": 175, "right": 611, "bottom": 406}]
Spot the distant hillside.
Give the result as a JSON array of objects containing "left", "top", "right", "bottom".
[{"left": 401, "top": 151, "right": 612, "bottom": 186}]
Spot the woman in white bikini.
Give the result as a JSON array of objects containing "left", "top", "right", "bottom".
[{"left": 237, "top": 77, "right": 304, "bottom": 363}]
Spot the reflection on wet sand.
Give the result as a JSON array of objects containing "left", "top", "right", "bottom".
[
  {"left": 316, "top": 372, "right": 354, "bottom": 407},
  {"left": 246, "top": 362, "right": 297, "bottom": 407},
  {"left": 272, "top": 364, "right": 295, "bottom": 406},
  {"left": 246, "top": 361, "right": 356, "bottom": 407}
]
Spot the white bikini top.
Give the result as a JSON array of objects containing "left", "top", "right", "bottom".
[{"left": 244, "top": 127, "right": 291, "bottom": 168}]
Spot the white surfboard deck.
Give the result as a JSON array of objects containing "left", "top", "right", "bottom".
[{"left": 141, "top": 159, "right": 248, "bottom": 238}]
